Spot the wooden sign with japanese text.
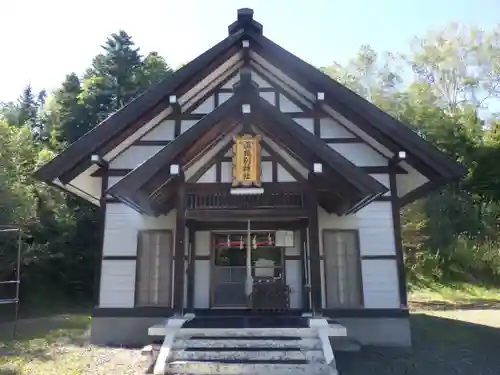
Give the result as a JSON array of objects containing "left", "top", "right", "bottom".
[{"left": 232, "top": 134, "right": 262, "bottom": 187}]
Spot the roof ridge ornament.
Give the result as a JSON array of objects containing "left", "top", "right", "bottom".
[{"left": 228, "top": 8, "right": 263, "bottom": 36}]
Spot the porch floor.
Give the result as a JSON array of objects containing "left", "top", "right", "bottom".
[{"left": 182, "top": 315, "right": 309, "bottom": 329}]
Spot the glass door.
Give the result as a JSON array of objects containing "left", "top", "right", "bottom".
[{"left": 211, "top": 236, "right": 248, "bottom": 308}]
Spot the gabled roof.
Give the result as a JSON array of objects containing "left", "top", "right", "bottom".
[{"left": 34, "top": 8, "right": 466, "bottom": 207}]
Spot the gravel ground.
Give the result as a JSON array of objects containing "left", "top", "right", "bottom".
[
  {"left": 1, "top": 310, "right": 500, "bottom": 374},
  {"left": 337, "top": 310, "right": 500, "bottom": 375}
]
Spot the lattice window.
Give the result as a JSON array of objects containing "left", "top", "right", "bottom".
[
  {"left": 323, "top": 230, "right": 363, "bottom": 308},
  {"left": 136, "top": 230, "right": 173, "bottom": 306}
]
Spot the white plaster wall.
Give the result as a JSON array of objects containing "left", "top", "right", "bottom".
[
  {"left": 140, "top": 119, "right": 175, "bottom": 141},
  {"left": 320, "top": 118, "right": 355, "bottom": 139},
  {"left": 318, "top": 201, "right": 399, "bottom": 309},
  {"left": 370, "top": 174, "right": 391, "bottom": 196},
  {"left": 99, "top": 203, "right": 177, "bottom": 308},
  {"left": 328, "top": 143, "right": 388, "bottom": 167},
  {"left": 277, "top": 164, "right": 295, "bottom": 182},
  {"left": 197, "top": 165, "right": 217, "bottom": 183},
  {"left": 109, "top": 145, "right": 163, "bottom": 169},
  {"left": 397, "top": 162, "right": 429, "bottom": 196},
  {"left": 218, "top": 92, "right": 233, "bottom": 104},
  {"left": 279, "top": 94, "right": 302, "bottom": 112},
  {"left": 251, "top": 70, "right": 273, "bottom": 88},
  {"left": 261, "top": 161, "right": 273, "bottom": 182},
  {"left": 285, "top": 231, "right": 302, "bottom": 308},
  {"left": 100, "top": 260, "right": 136, "bottom": 308},
  {"left": 192, "top": 95, "right": 215, "bottom": 114},
  {"left": 70, "top": 172, "right": 102, "bottom": 201},
  {"left": 180, "top": 119, "right": 200, "bottom": 134},
  {"left": 259, "top": 91, "right": 275, "bottom": 105},
  {"left": 194, "top": 231, "right": 211, "bottom": 308},
  {"left": 293, "top": 118, "right": 314, "bottom": 133}
]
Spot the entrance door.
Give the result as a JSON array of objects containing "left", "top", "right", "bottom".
[{"left": 212, "top": 245, "right": 247, "bottom": 307}]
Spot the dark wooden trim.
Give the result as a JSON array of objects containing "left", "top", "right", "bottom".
[
  {"left": 322, "top": 229, "right": 364, "bottom": 308},
  {"left": 321, "top": 308, "right": 410, "bottom": 318},
  {"left": 186, "top": 208, "right": 308, "bottom": 221},
  {"left": 323, "top": 137, "right": 363, "bottom": 144},
  {"left": 34, "top": 32, "right": 243, "bottom": 186},
  {"left": 221, "top": 155, "right": 273, "bottom": 162},
  {"left": 274, "top": 88, "right": 280, "bottom": 108},
  {"left": 94, "top": 166, "right": 108, "bottom": 307},
  {"left": 186, "top": 227, "right": 196, "bottom": 312},
  {"left": 272, "top": 160, "right": 278, "bottom": 182},
  {"left": 132, "top": 140, "right": 171, "bottom": 146},
  {"left": 313, "top": 108, "right": 320, "bottom": 137},
  {"left": 102, "top": 255, "right": 137, "bottom": 261},
  {"left": 105, "top": 197, "right": 122, "bottom": 203},
  {"left": 92, "top": 307, "right": 174, "bottom": 317},
  {"left": 92, "top": 169, "right": 131, "bottom": 177},
  {"left": 249, "top": 31, "right": 466, "bottom": 180},
  {"left": 251, "top": 94, "right": 388, "bottom": 197},
  {"left": 361, "top": 255, "right": 397, "bottom": 260},
  {"left": 305, "top": 189, "right": 322, "bottom": 314},
  {"left": 187, "top": 143, "right": 232, "bottom": 183},
  {"left": 107, "top": 94, "right": 242, "bottom": 204},
  {"left": 219, "top": 87, "right": 275, "bottom": 93},
  {"left": 174, "top": 116, "right": 181, "bottom": 138},
  {"left": 194, "top": 254, "right": 211, "bottom": 260},
  {"left": 374, "top": 196, "right": 392, "bottom": 202},
  {"left": 261, "top": 141, "right": 307, "bottom": 183},
  {"left": 90, "top": 306, "right": 408, "bottom": 319},
  {"left": 188, "top": 220, "right": 307, "bottom": 231},
  {"left": 283, "top": 254, "right": 301, "bottom": 260},
  {"left": 389, "top": 167, "right": 408, "bottom": 308},
  {"left": 399, "top": 177, "right": 450, "bottom": 206},
  {"left": 172, "top": 179, "right": 187, "bottom": 314},
  {"left": 363, "top": 166, "right": 407, "bottom": 174}
]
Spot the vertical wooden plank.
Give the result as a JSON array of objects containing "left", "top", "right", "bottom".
[{"left": 173, "top": 178, "right": 186, "bottom": 314}]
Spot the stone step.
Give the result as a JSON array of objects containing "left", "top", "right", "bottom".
[
  {"left": 167, "top": 360, "right": 331, "bottom": 375},
  {"left": 149, "top": 325, "right": 320, "bottom": 337},
  {"left": 171, "top": 349, "right": 325, "bottom": 362},
  {"left": 173, "top": 338, "right": 321, "bottom": 350}
]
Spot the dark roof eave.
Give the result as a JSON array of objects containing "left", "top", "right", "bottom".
[
  {"left": 252, "top": 94, "right": 388, "bottom": 197},
  {"left": 34, "top": 30, "right": 246, "bottom": 185},
  {"left": 246, "top": 31, "right": 466, "bottom": 181}
]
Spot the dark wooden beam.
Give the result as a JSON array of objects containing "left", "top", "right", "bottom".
[
  {"left": 172, "top": 178, "right": 187, "bottom": 314},
  {"left": 187, "top": 143, "right": 233, "bottom": 183},
  {"left": 94, "top": 165, "right": 109, "bottom": 307},
  {"left": 186, "top": 208, "right": 308, "bottom": 221},
  {"left": 299, "top": 227, "right": 310, "bottom": 311}
]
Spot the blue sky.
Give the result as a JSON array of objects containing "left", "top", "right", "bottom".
[{"left": 0, "top": 0, "right": 498, "bottom": 102}]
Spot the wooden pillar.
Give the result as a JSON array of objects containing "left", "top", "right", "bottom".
[
  {"left": 306, "top": 186, "right": 322, "bottom": 314},
  {"left": 389, "top": 167, "right": 408, "bottom": 307},
  {"left": 95, "top": 162, "right": 109, "bottom": 307},
  {"left": 172, "top": 178, "right": 186, "bottom": 314},
  {"left": 299, "top": 227, "right": 310, "bottom": 311},
  {"left": 186, "top": 224, "right": 196, "bottom": 312}
]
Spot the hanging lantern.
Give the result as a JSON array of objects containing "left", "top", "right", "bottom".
[
  {"left": 226, "top": 234, "right": 231, "bottom": 248},
  {"left": 240, "top": 236, "right": 244, "bottom": 250},
  {"left": 252, "top": 235, "right": 257, "bottom": 250}
]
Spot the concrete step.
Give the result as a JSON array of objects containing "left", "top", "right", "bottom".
[
  {"left": 171, "top": 349, "right": 325, "bottom": 362},
  {"left": 149, "top": 325, "right": 320, "bottom": 337},
  {"left": 167, "top": 360, "right": 331, "bottom": 375},
  {"left": 173, "top": 338, "right": 322, "bottom": 350}
]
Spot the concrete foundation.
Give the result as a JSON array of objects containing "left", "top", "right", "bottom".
[
  {"left": 90, "top": 317, "right": 165, "bottom": 347},
  {"left": 90, "top": 316, "right": 412, "bottom": 348}
]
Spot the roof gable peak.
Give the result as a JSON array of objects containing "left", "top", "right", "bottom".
[{"left": 228, "top": 8, "right": 263, "bottom": 36}]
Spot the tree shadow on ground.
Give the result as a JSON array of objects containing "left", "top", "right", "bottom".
[
  {"left": 336, "top": 313, "right": 500, "bottom": 375},
  {"left": 410, "top": 298, "right": 500, "bottom": 311},
  {"left": 0, "top": 369, "right": 22, "bottom": 375},
  {"left": 0, "top": 313, "right": 91, "bottom": 362}
]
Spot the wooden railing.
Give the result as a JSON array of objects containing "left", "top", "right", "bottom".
[{"left": 185, "top": 183, "right": 305, "bottom": 211}]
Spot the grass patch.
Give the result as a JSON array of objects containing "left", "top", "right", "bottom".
[{"left": 408, "top": 279, "right": 500, "bottom": 310}]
